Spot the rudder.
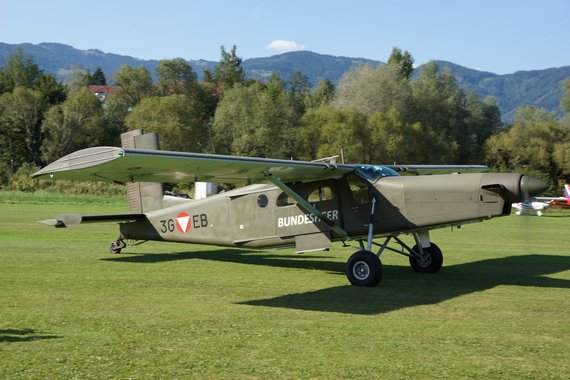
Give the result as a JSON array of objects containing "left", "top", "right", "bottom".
[{"left": 121, "top": 130, "right": 164, "bottom": 212}]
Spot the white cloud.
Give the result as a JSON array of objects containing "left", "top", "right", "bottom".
[{"left": 267, "top": 40, "right": 305, "bottom": 53}]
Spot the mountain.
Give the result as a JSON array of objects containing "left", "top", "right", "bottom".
[
  {"left": 1, "top": 42, "right": 568, "bottom": 122},
  {"left": 242, "top": 50, "right": 379, "bottom": 84},
  {"left": 433, "top": 61, "right": 570, "bottom": 122},
  {"left": 0, "top": 42, "right": 218, "bottom": 83}
]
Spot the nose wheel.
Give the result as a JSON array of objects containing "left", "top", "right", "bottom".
[{"left": 409, "top": 243, "right": 443, "bottom": 273}]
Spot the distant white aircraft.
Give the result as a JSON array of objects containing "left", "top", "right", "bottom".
[
  {"left": 512, "top": 200, "right": 550, "bottom": 216},
  {"left": 512, "top": 184, "right": 570, "bottom": 216}
]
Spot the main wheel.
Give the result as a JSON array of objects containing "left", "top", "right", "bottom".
[
  {"left": 346, "top": 250, "right": 383, "bottom": 287},
  {"left": 409, "top": 243, "right": 443, "bottom": 273}
]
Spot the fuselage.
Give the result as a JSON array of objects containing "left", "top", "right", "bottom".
[{"left": 119, "top": 172, "right": 523, "bottom": 251}]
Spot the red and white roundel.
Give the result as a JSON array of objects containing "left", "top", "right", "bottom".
[{"left": 176, "top": 212, "right": 192, "bottom": 233}]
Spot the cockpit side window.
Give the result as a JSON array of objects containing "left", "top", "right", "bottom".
[
  {"left": 307, "top": 185, "right": 335, "bottom": 203},
  {"left": 347, "top": 175, "right": 370, "bottom": 205}
]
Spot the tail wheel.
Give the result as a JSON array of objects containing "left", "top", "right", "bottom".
[
  {"left": 346, "top": 250, "right": 383, "bottom": 287},
  {"left": 409, "top": 243, "right": 443, "bottom": 273},
  {"left": 109, "top": 239, "right": 126, "bottom": 254}
]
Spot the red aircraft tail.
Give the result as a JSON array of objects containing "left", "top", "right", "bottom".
[{"left": 548, "top": 184, "right": 570, "bottom": 207}]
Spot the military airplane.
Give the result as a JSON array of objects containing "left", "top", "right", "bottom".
[{"left": 32, "top": 130, "right": 548, "bottom": 287}]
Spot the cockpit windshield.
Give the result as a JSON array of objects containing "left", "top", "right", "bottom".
[{"left": 355, "top": 165, "right": 399, "bottom": 182}]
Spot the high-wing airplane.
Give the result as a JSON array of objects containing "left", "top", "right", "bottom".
[
  {"left": 32, "top": 130, "right": 548, "bottom": 287},
  {"left": 512, "top": 184, "right": 570, "bottom": 216},
  {"left": 512, "top": 199, "right": 551, "bottom": 216}
]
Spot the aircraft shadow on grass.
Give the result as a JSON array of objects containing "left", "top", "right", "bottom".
[
  {"left": 103, "top": 250, "right": 570, "bottom": 315},
  {"left": 0, "top": 328, "right": 61, "bottom": 343}
]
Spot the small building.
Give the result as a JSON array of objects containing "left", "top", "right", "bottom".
[{"left": 88, "top": 85, "right": 119, "bottom": 103}]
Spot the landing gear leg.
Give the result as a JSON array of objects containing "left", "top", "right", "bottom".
[
  {"left": 109, "top": 239, "right": 126, "bottom": 254},
  {"left": 346, "top": 198, "right": 383, "bottom": 287}
]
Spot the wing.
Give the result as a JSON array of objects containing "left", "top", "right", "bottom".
[
  {"left": 387, "top": 164, "right": 489, "bottom": 175},
  {"left": 32, "top": 147, "right": 356, "bottom": 184}
]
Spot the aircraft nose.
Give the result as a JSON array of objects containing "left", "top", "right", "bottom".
[{"left": 520, "top": 175, "right": 549, "bottom": 198}]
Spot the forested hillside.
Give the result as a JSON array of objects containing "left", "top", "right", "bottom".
[
  {"left": 1, "top": 46, "right": 569, "bottom": 194},
  {"left": 434, "top": 61, "right": 570, "bottom": 122},
  {"left": 1, "top": 42, "right": 569, "bottom": 122}
]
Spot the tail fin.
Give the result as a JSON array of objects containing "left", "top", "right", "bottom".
[
  {"left": 564, "top": 184, "right": 570, "bottom": 200},
  {"left": 121, "top": 130, "right": 164, "bottom": 213}
]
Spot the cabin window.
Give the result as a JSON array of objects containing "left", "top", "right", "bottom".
[
  {"left": 307, "top": 185, "right": 335, "bottom": 203},
  {"left": 277, "top": 192, "right": 295, "bottom": 207},
  {"left": 257, "top": 194, "right": 269, "bottom": 208}
]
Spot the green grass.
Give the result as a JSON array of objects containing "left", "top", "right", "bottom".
[{"left": 1, "top": 194, "right": 569, "bottom": 379}]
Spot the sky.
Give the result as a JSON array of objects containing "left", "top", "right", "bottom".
[{"left": 1, "top": 0, "right": 569, "bottom": 74}]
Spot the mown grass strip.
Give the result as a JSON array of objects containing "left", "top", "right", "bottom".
[{"left": 1, "top": 196, "right": 569, "bottom": 379}]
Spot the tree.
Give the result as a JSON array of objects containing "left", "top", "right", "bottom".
[
  {"left": 112, "top": 64, "right": 154, "bottom": 105},
  {"left": 287, "top": 70, "right": 311, "bottom": 116},
  {"left": 485, "top": 106, "right": 570, "bottom": 187},
  {"left": 410, "top": 61, "right": 492, "bottom": 163},
  {"left": 89, "top": 67, "right": 107, "bottom": 86},
  {"left": 208, "top": 45, "right": 245, "bottom": 90},
  {"left": 288, "top": 70, "right": 311, "bottom": 95},
  {"left": 155, "top": 58, "right": 197, "bottom": 96},
  {"left": 212, "top": 81, "right": 300, "bottom": 158},
  {"left": 125, "top": 94, "right": 211, "bottom": 153},
  {"left": 305, "top": 79, "right": 335, "bottom": 109},
  {"left": 387, "top": 47, "right": 415, "bottom": 80},
  {"left": 333, "top": 63, "right": 413, "bottom": 120},
  {"left": 36, "top": 74, "right": 66, "bottom": 105},
  {"left": 561, "top": 77, "right": 570, "bottom": 113},
  {"left": 459, "top": 93, "right": 502, "bottom": 163},
  {"left": 41, "top": 88, "right": 104, "bottom": 164},
  {"left": 0, "top": 87, "right": 47, "bottom": 168},
  {"left": 66, "top": 67, "right": 91, "bottom": 93},
  {"left": 367, "top": 109, "right": 450, "bottom": 164},
  {"left": 297, "top": 106, "right": 368, "bottom": 163},
  {"left": 0, "top": 49, "right": 42, "bottom": 93}
]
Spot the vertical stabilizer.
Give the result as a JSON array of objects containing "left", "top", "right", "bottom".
[
  {"left": 121, "top": 130, "right": 164, "bottom": 212},
  {"left": 564, "top": 184, "right": 570, "bottom": 199}
]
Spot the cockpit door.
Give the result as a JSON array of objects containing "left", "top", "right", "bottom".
[{"left": 339, "top": 174, "right": 375, "bottom": 237}]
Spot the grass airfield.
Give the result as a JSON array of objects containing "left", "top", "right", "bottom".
[{"left": 1, "top": 193, "right": 569, "bottom": 379}]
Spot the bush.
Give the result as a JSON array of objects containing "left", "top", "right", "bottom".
[{"left": 4, "top": 163, "right": 125, "bottom": 196}]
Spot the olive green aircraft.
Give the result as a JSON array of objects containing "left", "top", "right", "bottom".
[{"left": 32, "top": 130, "right": 548, "bottom": 287}]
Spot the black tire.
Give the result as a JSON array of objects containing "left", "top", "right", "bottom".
[
  {"left": 346, "top": 250, "right": 383, "bottom": 287},
  {"left": 409, "top": 243, "right": 443, "bottom": 273},
  {"left": 109, "top": 240, "right": 124, "bottom": 254}
]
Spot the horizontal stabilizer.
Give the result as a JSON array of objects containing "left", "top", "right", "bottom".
[{"left": 38, "top": 213, "right": 146, "bottom": 228}]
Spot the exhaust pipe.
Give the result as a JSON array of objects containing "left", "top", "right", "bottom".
[{"left": 481, "top": 173, "right": 549, "bottom": 203}]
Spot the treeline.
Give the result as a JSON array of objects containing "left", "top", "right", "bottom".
[{"left": 1, "top": 46, "right": 569, "bottom": 192}]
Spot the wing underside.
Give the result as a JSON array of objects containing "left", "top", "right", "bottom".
[{"left": 32, "top": 147, "right": 356, "bottom": 184}]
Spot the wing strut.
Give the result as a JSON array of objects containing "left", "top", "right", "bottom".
[{"left": 263, "top": 172, "right": 349, "bottom": 240}]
